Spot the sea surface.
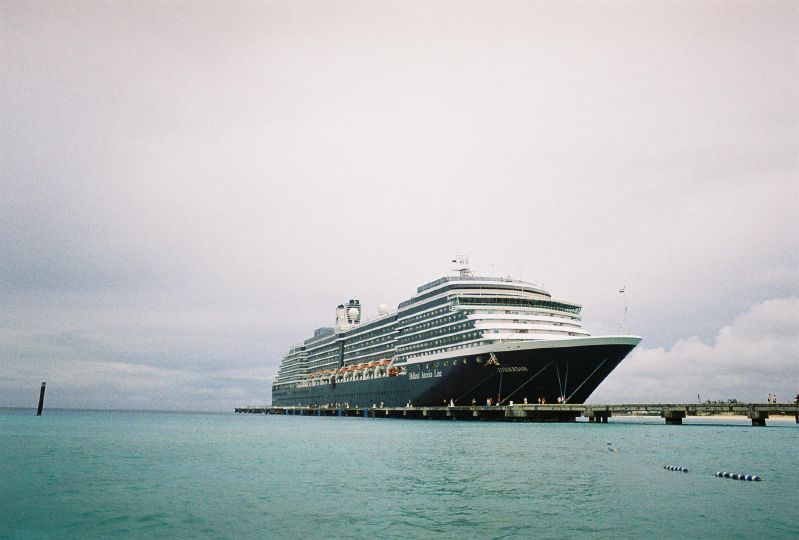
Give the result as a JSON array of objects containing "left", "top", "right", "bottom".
[{"left": 1, "top": 409, "right": 797, "bottom": 539}]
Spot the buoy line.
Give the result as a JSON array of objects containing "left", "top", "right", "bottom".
[
  {"left": 715, "top": 471, "right": 761, "bottom": 481},
  {"left": 664, "top": 465, "right": 688, "bottom": 472}
]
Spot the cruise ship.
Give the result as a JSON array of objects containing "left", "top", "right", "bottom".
[{"left": 271, "top": 260, "right": 640, "bottom": 408}]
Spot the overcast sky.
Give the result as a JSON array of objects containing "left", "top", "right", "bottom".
[{"left": 2, "top": 0, "right": 797, "bottom": 411}]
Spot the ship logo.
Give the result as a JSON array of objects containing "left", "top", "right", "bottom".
[{"left": 486, "top": 352, "right": 500, "bottom": 366}]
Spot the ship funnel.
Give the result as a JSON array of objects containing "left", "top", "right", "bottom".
[{"left": 345, "top": 299, "right": 361, "bottom": 324}]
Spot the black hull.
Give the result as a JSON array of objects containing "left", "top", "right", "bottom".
[{"left": 272, "top": 340, "right": 637, "bottom": 408}]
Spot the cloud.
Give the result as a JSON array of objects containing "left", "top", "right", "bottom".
[
  {"left": 591, "top": 297, "right": 799, "bottom": 403},
  {"left": 0, "top": 351, "right": 275, "bottom": 412},
  {"left": 1, "top": 1, "right": 797, "bottom": 410},
  {"left": 0, "top": 300, "right": 281, "bottom": 411}
]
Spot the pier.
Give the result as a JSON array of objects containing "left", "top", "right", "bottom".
[{"left": 235, "top": 403, "right": 799, "bottom": 426}]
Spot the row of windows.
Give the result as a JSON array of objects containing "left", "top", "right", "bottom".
[
  {"left": 345, "top": 350, "right": 392, "bottom": 364},
  {"left": 397, "top": 330, "right": 481, "bottom": 353},
  {"left": 401, "top": 340, "right": 490, "bottom": 360},
  {"left": 305, "top": 359, "right": 336, "bottom": 370},
  {"left": 345, "top": 332, "right": 395, "bottom": 352},
  {"left": 418, "top": 355, "right": 483, "bottom": 369},
  {"left": 400, "top": 282, "right": 548, "bottom": 309},
  {"left": 398, "top": 305, "right": 452, "bottom": 328},
  {"left": 398, "top": 321, "right": 472, "bottom": 345},
  {"left": 306, "top": 343, "right": 339, "bottom": 356},
  {"left": 306, "top": 349, "right": 338, "bottom": 362},
  {"left": 477, "top": 309, "right": 555, "bottom": 317},
  {"left": 397, "top": 296, "right": 450, "bottom": 319},
  {"left": 345, "top": 343, "right": 394, "bottom": 361},
  {"left": 276, "top": 363, "right": 306, "bottom": 376},
  {"left": 342, "top": 314, "right": 397, "bottom": 338},
  {"left": 400, "top": 311, "right": 467, "bottom": 337},
  {"left": 471, "top": 310, "right": 579, "bottom": 325},
  {"left": 456, "top": 297, "right": 581, "bottom": 315}
]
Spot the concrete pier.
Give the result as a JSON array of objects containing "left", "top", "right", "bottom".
[{"left": 235, "top": 403, "right": 799, "bottom": 426}]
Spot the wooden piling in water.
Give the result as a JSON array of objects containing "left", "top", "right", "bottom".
[{"left": 36, "top": 381, "right": 46, "bottom": 416}]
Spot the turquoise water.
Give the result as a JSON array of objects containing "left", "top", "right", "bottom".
[{"left": 1, "top": 410, "right": 797, "bottom": 539}]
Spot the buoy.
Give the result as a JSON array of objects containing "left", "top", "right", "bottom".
[
  {"left": 664, "top": 465, "right": 688, "bottom": 472},
  {"left": 715, "top": 471, "right": 761, "bottom": 481}
]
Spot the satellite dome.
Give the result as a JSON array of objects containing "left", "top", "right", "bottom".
[
  {"left": 347, "top": 307, "right": 360, "bottom": 319},
  {"left": 378, "top": 303, "right": 390, "bottom": 315}
]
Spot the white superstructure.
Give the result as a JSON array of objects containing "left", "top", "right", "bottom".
[{"left": 273, "top": 265, "right": 592, "bottom": 390}]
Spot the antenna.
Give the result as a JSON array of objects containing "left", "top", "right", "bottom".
[
  {"left": 618, "top": 285, "right": 627, "bottom": 334},
  {"left": 451, "top": 255, "right": 472, "bottom": 277}
]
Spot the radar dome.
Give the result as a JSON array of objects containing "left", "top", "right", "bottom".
[
  {"left": 347, "top": 307, "right": 360, "bottom": 319},
  {"left": 378, "top": 304, "right": 390, "bottom": 315}
]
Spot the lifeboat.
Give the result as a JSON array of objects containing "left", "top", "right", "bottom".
[{"left": 388, "top": 367, "right": 398, "bottom": 377}]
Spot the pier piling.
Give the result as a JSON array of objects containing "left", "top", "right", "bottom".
[
  {"left": 661, "top": 408, "right": 685, "bottom": 425},
  {"left": 747, "top": 410, "right": 768, "bottom": 427}
]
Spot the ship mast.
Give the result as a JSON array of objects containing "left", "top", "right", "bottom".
[{"left": 451, "top": 255, "right": 472, "bottom": 277}]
